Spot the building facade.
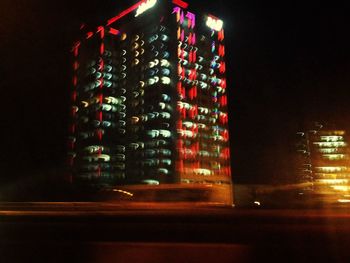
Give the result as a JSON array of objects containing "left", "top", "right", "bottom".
[
  {"left": 295, "top": 122, "right": 350, "bottom": 195},
  {"left": 67, "top": 0, "right": 232, "bottom": 196}
]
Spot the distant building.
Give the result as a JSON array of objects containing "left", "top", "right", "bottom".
[
  {"left": 295, "top": 122, "right": 350, "bottom": 195},
  {"left": 67, "top": 0, "right": 232, "bottom": 199}
]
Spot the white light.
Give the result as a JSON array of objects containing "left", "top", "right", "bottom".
[
  {"left": 338, "top": 199, "right": 350, "bottom": 203},
  {"left": 160, "top": 59, "right": 170, "bottom": 67},
  {"left": 161, "top": 77, "right": 171, "bottom": 84},
  {"left": 135, "top": 0, "right": 157, "bottom": 17},
  {"left": 206, "top": 16, "right": 223, "bottom": 31},
  {"left": 193, "top": 168, "right": 211, "bottom": 176},
  {"left": 105, "top": 96, "right": 119, "bottom": 104},
  {"left": 142, "top": 180, "right": 160, "bottom": 185},
  {"left": 112, "top": 189, "right": 134, "bottom": 196},
  {"left": 160, "top": 112, "right": 171, "bottom": 119},
  {"left": 159, "top": 130, "right": 171, "bottom": 138}
]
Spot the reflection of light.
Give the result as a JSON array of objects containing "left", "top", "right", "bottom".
[
  {"left": 142, "top": 180, "right": 160, "bottom": 185},
  {"left": 254, "top": 201, "right": 261, "bottom": 206},
  {"left": 112, "top": 189, "right": 134, "bottom": 196}
]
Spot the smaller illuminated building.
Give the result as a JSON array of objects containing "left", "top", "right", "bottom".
[{"left": 295, "top": 122, "right": 350, "bottom": 195}]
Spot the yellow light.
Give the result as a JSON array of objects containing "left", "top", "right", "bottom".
[
  {"left": 206, "top": 16, "right": 223, "bottom": 31},
  {"left": 338, "top": 199, "right": 350, "bottom": 203},
  {"left": 316, "top": 166, "right": 347, "bottom": 172},
  {"left": 112, "top": 189, "right": 134, "bottom": 197},
  {"left": 131, "top": 116, "right": 139, "bottom": 124},
  {"left": 331, "top": 185, "right": 350, "bottom": 191},
  {"left": 323, "top": 154, "right": 347, "bottom": 160},
  {"left": 320, "top": 136, "right": 343, "bottom": 142},
  {"left": 317, "top": 179, "right": 349, "bottom": 184}
]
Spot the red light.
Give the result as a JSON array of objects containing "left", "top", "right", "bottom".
[
  {"left": 86, "top": 32, "right": 94, "bottom": 39},
  {"left": 177, "top": 120, "right": 182, "bottom": 129},
  {"left": 220, "top": 95, "right": 227, "bottom": 106},
  {"left": 73, "top": 62, "right": 79, "bottom": 70},
  {"left": 100, "top": 42, "right": 105, "bottom": 55},
  {"left": 176, "top": 160, "right": 184, "bottom": 172},
  {"left": 219, "top": 62, "right": 226, "bottom": 74},
  {"left": 72, "top": 41, "right": 81, "bottom": 57},
  {"left": 172, "top": 0, "right": 189, "bottom": 9},
  {"left": 219, "top": 44, "right": 225, "bottom": 56},
  {"left": 188, "top": 86, "right": 197, "bottom": 100},
  {"left": 99, "top": 60, "right": 104, "bottom": 71},
  {"left": 97, "top": 26, "right": 105, "bottom": 39},
  {"left": 72, "top": 91, "right": 77, "bottom": 102},
  {"left": 106, "top": 0, "right": 146, "bottom": 26},
  {"left": 99, "top": 94, "right": 103, "bottom": 105},
  {"left": 188, "top": 33, "right": 192, "bottom": 46},
  {"left": 109, "top": 27, "right": 120, "bottom": 35},
  {"left": 97, "top": 130, "right": 103, "bottom": 140},
  {"left": 221, "top": 78, "right": 226, "bottom": 89},
  {"left": 218, "top": 29, "right": 224, "bottom": 41}
]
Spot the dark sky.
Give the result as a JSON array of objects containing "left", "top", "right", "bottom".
[{"left": 0, "top": 0, "right": 349, "bottom": 185}]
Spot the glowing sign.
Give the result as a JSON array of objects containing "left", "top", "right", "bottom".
[
  {"left": 135, "top": 0, "right": 157, "bottom": 17},
  {"left": 206, "top": 16, "right": 223, "bottom": 31}
]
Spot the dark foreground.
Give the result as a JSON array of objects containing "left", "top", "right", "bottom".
[{"left": 1, "top": 202, "right": 350, "bottom": 262}]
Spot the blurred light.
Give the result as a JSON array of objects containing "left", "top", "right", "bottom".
[
  {"left": 338, "top": 199, "right": 350, "bottom": 203},
  {"left": 135, "top": 0, "right": 157, "bottom": 17},
  {"left": 206, "top": 16, "right": 223, "bottom": 31},
  {"left": 331, "top": 185, "right": 350, "bottom": 192},
  {"left": 112, "top": 189, "right": 134, "bottom": 196}
]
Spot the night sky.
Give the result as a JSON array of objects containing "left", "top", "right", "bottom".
[{"left": 0, "top": 0, "right": 349, "bottom": 189}]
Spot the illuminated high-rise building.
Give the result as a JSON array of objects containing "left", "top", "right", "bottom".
[{"left": 67, "top": 0, "right": 231, "bottom": 198}]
